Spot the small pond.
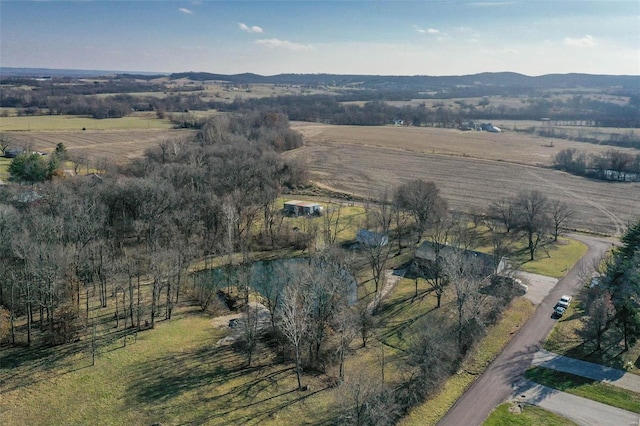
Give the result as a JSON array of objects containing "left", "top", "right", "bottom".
[{"left": 194, "top": 258, "right": 357, "bottom": 305}]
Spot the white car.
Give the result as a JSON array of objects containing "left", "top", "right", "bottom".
[{"left": 557, "top": 295, "right": 572, "bottom": 309}]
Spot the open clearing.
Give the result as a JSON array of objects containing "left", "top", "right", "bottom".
[
  {"left": 0, "top": 112, "right": 172, "bottom": 131},
  {"left": 290, "top": 122, "right": 638, "bottom": 167},
  {"left": 287, "top": 124, "right": 640, "bottom": 236},
  {"left": 5, "top": 129, "right": 195, "bottom": 162}
]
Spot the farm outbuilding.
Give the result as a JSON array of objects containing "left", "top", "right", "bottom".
[{"left": 283, "top": 200, "right": 324, "bottom": 216}]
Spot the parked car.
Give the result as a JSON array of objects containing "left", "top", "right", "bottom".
[
  {"left": 553, "top": 305, "right": 566, "bottom": 319},
  {"left": 557, "top": 295, "right": 572, "bottom": 309}
]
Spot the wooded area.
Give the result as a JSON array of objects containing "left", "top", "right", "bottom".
[{"left": 1, "top": 73, "right": 638, "bottom": 425}]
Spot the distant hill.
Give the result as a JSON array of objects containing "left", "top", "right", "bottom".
[
  {"left": 0, "top": 67, "right": 167, "bottom": 78},
  {"left": 167, "top": 71, "right": 640, "bottom": 90},
  {"left": 2, "top": 67, "right": 638, "bottom": 90}
]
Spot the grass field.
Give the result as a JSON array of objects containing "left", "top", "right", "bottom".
[
  {"left": 483, "top": 402, "right": 578, "bottom": 426},
  {"left": 514, "top": 238, "right": 588, "bottom": 278},
  {"left": 525, "top": 366, "right": 640, "bottom": 413},
  {"left": 0, "top": 157, "right": 11, "bottom": 181},
  {"left": 0, "top": 278, "right": 536, "bottom": 426},
  {"left": 285, "top": 126, "right": 640, "bottom": 236},
  {"left": 0, "top": 309, "right": 345, "bottom": 426},
  {"left": 3, "top": 129, "right": 195, "bottom": 163},
  {"left": 0, "top": 112, "right": 172, "bottom": 131}
]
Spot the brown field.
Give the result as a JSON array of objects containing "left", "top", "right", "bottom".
[
  {"left": 3, "top": 120, "right": 638, "bottom": 235},
  {"left": 344, "top": 92, "right": 630, "bottom": 110},
  {"left": 7, "top": 129, "right": 195, "bottom": 163},
  {"left": 290, "top": 122, "right": 638, "bottom": 167},
  {"left": 287, "top": 123, "right": 640, "bottom": 236}
]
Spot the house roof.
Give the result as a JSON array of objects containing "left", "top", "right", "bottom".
[
  {"left": 284, "top": 200, "right": 322, "bottom": 208},
  {"left": 416, "top": 241, "right": 498, "bottom": 277}
]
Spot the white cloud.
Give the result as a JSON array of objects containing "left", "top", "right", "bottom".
[
  {"left": 563, "top": 35, "right": 595, "bottom": 47},
  {"left": 179, "top": 8, "right": 193, "bottom": 15},
  {"left": 238, "top": 23, "right": 264, "bottom": 33},
  {"left": 255, "top": 38, "right": 312, "bottom": 51},
  {"left": 415, "top": 26, "right": 440, "bottom": 34}
]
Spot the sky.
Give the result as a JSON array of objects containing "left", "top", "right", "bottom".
[{"left": 1, "top": 0, "right": 639, "bottom": 76}]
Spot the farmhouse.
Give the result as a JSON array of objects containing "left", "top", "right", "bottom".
[
  {"left": 283, "top": 200, "right": 323, "bottom": 216},
  {"left": 356, "top": 229, "right": 389, "bottom": 247},
  {"left": 415, "top": 241, "right": 507, "bottom": 277}
]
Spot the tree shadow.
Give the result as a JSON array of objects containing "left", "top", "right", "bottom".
[
  {"left": 0, "top": 339, "right": 91, "bottom": 392},
  {"left": 123, "top": 338, "right": 344, "bottom": 424}
]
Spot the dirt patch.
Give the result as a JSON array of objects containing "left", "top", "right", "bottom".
[{"left": 213, "top": 302, "right": 271, "bottom": 346}]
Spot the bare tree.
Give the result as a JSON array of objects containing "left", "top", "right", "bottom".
[
  {"left": 445, "top": 251, "right": 487, "bottom": 351},
  {"left": 394, "top": 180, "right": 448, "bottom": 243},
  {"left": 449, "top": 212, "right": 481, "bottom": 251},
  {"left": 514, "top": 190, "right": 551, "bottom": 261},
  {"left": 549, "top": 199, "right": 575, "bottom": 242},
  {"left": 279, "top": 284, "right": 310, "bottom": 390},
  {"left": 0, "top": 133, "right": 11, "bottom": 156},
  {"left": 254, "top": 261, "right": 291, "bottom": 334},
  {"left": 304, "top": 254, "right": 350, "bottom": 369},
  {"left": 414, "top": 218, "right": 453, "bottom": 307},
  {"left": 489, "top": 228, "right": 512, "bottom": 274},
  {"left": 487, "top": 197, "right": 517, "bottom": 234},
  {"left": 339, "top": 367, "right": 396, "bottom": 426},
  {"left": 405, "top": 315, "right": 460, "bottom": 407},
  {"left": 322, "top": 202, "right": 351, "bottom": 246},
  {"left": 392, "top": 198, "right": 410, "bottom": 253},
  {"left": 358, "top": 305, "right": 375, "bottom": 348},
  {"left": 361, "top": 193, "right": 394, "bottom": 301},
  {"left": 240, "top": 302, "right": 262, "bottom": 367},
  {"left": 193, "top": 267, "right": 225, "bottom": 312},
  {"left": 333, "top": 305, "right": 358, "bottom": 381}
]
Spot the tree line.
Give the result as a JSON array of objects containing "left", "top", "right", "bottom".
[
  {"left": 580, "top": 221, "right": 640, "bottom": 353},
  {"left": 3, "top": 76, "right": 639, "bottom": 128},
  {"left": 554, "top": 148, "right": 640, "bottom": 181}
]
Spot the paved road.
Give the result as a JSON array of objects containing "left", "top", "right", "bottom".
[
  {"left": 515, "top": 379, "right": 639, "bottom": 426},
  {"left": 438, "top": 234, "right": 615, "bottom": 426},
  {"left": 532, "top": 349, "right": 640, "bottom": 393}
]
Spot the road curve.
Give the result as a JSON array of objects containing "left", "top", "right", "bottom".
[{"left": 437, "top": 234, "right": 614, "bottom": 426}]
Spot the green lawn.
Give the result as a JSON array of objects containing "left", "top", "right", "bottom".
[
  {"left": 525, "top": 366, "right": 640, "bottom": 413},
  {"left": 515, "top": 238, "right": 588, "bottom": 278},
  {"left": 0, "top": 114, "right": 172, "bottom": 131},
  {"left": 0, "top": 308, "right": 346, "bottom": 425},
  {"left": 484, "top": 402, "right": 577, "bottom": 426},
  {"left": 0, "top": 157, "right": 11, "bottom": 180}
]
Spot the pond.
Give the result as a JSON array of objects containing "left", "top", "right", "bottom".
[{"left": 193, "top": 257, "right": 357, "bottom": 305}]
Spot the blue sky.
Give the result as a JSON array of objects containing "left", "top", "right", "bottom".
[{"left": 1, "top": 1, "right": 639, "bottom": 76}]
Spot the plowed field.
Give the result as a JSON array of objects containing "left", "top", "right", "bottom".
[{"left": 287, "top": 124, "right": 640, "bottom": 235}]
